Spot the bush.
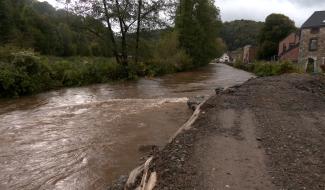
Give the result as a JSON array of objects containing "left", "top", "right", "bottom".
[
  {"left": 233, "top": 60, "right": 246, "bottom": 70},
  {"left": 252, "top": 61, "right": 296, "bottom": 76},
  {"left": 0, "top": 38, "right": 195, "bottom": 98},
  {"left": 0, "top": 47, "right": 125, "bottom": 98},
  {"left": 144, "top": 31, "right": 193, "bottom": 77},
  {"left": 46, "top": 57, "right": 126, "bottom": 86},
  {"left": 232, "top": 60, "right": 297, "bottom": 77},
  {"left": 0, "top": 48, "right": 53, "bottom": 97}
]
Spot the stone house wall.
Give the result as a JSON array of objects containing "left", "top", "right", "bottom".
[
  {"left": 298, "top": 27, "right": 325, "bottom": 72},
  {"left": 280, "top": 46, "right": 300, "bottom": 62},
  {"left": 278, "top": 33, "right": 300, "bottom": 56}
]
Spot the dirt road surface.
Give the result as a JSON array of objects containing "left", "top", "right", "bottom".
[{"left": 151, "top": 73, "right": 325, "bottom": 190}]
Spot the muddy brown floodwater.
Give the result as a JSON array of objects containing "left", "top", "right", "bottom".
[{"left": 0, "top": 63, "right": 254, "bottom": 190}]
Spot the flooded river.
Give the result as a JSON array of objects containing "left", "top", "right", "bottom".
[{"left": 0, "top": 63, "right": 254, "bottom": 190}]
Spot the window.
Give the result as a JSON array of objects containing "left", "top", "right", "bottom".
[
  {"left": 309, "top": 38, "right": 318, "bottom": 51},
  {"left": 311, "top": 28, "right": 320, "bottom": 34}
]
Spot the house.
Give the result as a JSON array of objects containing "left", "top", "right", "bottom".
[
  {"left": 298, "top": 11, "right": 325, "bottom": 73},
  {"left": 219, "top": 53, "right": 230, "bottom": 63},
  {"left": 243, "top": 45, "right": 257, "bottom": 64},
  {"left": 278, "top": 32, "right": 300, "bottom": 63}
]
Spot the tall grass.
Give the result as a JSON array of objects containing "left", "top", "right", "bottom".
[
  {"left": 0, "top": 44, "right": 193, "bottom": 98},
  {"left": 0, "top": 47, "right": 125, "bottom": 98},
  {"left": 233, "top": 60, "right": 301, "bottom": 77}
]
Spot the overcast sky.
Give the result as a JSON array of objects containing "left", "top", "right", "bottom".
[
  {"left": 43, "top": 0, "right": 325, "bottom": 26},
  {"left": 216, "top": 0, "right": 325, "bottom": 26}
]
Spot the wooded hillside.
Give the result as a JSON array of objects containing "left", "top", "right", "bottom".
[
  {"left": 0, "top": 0, "right": 111, "bottom": 57},
  {"left": 220, "top": 20, "right": 264, "bottom": 51}
]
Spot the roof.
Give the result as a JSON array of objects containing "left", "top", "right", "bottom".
[{"left": 301, "top": 11, "right": 325, "bottom": 28}]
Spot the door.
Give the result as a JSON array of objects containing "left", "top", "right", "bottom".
[{"left": 306, "top": 58, "right": 315, "bottom": 73}]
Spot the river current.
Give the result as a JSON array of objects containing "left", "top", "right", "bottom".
[{"left": 0, "top": 63, "right": 254, "bottom": 190}]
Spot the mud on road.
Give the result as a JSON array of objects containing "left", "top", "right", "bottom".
[{"left": 150, "top": 74, "right": 325, "bottom": 190}]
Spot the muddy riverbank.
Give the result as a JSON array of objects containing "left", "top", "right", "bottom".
[{"left": 126, "top": 73, "right": 325, "bottom": 190}]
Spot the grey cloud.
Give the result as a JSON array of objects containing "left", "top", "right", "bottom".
[
  {"left": 215, "top": 0, "right": 325, "bottom": 26},
  {"left": 287, "top": 0, "right": 325, "bottom": 7}
]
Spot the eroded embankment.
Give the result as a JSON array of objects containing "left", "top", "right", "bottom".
[{"left": 119, "top": 73, "right": 325, "bottom": 190}]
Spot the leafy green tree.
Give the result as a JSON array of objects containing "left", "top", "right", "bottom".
[
  {"left": 176, "top": 0, "right": 222, "bottom": 66},
  {"left": 258, "top": 14, "right": 296, "bottom": 60},
  {"left": 57, "top": 23, "right": 76, "bottom": 56},
  {"left": 67, "top": 0, "right": 175, "bottom": 65},
  {"left": 0, "top": 0, "right": 112, "bottom": 57},
  {"left": 220, "top": 20, "right": 264, "bottom": 51}
]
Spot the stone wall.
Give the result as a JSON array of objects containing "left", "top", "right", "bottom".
[
  {"left": 280, "top": 46, "right": 299, "bottom": 63},
  {"left": 278, "top": 32, "right": 300, "bottom": 57},
  {"left": 298, "top": 27, "right": 325, "bottom": 72}
]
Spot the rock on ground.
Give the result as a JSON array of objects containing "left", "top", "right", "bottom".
[{"left": 150, "top": 74, "right": 325, "bottom": 190}]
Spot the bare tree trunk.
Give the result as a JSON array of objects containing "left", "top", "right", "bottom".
[
  {"left": 115, "top": 0, "right": 128, "bottom": 66},
  {"left": 135, "top": 0, "right": 142, "bottom": 64},
  {"left": 102, "top": 0, "right": 121, "bottom": 64},
  {"left": 121, "top": 32, "right": 128, "bottom": 65}
]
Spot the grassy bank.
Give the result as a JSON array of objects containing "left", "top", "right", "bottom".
[
  {"left": 0, "top": 47, "right": 191, "bottom": 98},
  {"left": 231, "top": 61, "right": 301, "bottom": 77}
]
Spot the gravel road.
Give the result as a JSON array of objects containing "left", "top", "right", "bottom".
[{"left": 151, "top": 73, "right": 325, "bottom": 190}]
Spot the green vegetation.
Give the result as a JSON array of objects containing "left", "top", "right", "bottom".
[
  {"left": 233, "top": 61, "right": 299, "bottom": 77},
  {"left": 220, "top": 20, "right": 264, "bottom": 51},
  {"left": 147, "top": 31, "right": 193, "bottom": 75},
  {"left": 0, "top": 0, "right": 111, "bottom": 57},
  {"left": 0, "top": 43, "right": 194, "bottom": 98},
  {"left": 219, "top": 14, "right": 296, "bottom": 60},
  {"left": 0, "top": 47, "right": 123, "bottom": 98},
  {"left": 176, "top": 0, "right": 224, "bottom": 67},
  {"left": 257, "top": 14, "right": 296, "bottom": 60},
  {"left": 0, "top": 0, "right": 225, "bottom": 98}
]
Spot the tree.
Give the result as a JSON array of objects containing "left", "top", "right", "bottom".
[
  {"left": 176, "top": 0, "right": 222, "bottom": 67},
  {"left": 65, "top": 0, "right": 175, "bottom": 65},
  {"left": 257, "top": 14, "right": 296, "bottom": 60},
  {"left": 57, "top": 23, "right": 76, "bottom": 56},
  {"left": 135, "top": 0, "right": 142, "bottom": 63},
  {"left": 0, "top": 0, "right": 112, "bottom": 57},
  {"left": 0, "top": 0, "right": 12, "bottom": 43},
  {"left": 220, "top": 20, "right": 264, "bottom": 51}
]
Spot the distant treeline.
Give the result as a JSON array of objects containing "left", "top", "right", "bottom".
[
  {"left": 0, "top": 0, "right": 112, "bottom": 57},
  {"left": 220, "top": 14, "right": 296, "bottom": 60},
  {"left": 220, "top": 20, "right": 264, "bottom": 51}
]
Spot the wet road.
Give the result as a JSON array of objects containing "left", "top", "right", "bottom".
[{"left": 0, "top": 63, "right": 254, "bottom": 190}]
